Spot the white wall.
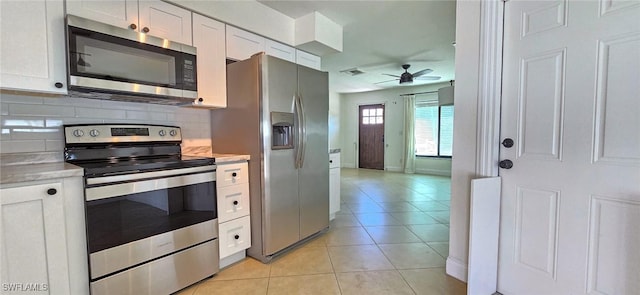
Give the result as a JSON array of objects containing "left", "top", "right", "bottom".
[
  {"left": 0, "top": 92, "right": 212, "bottom": 154},
  {"left": 168, "top": 0, "right": 295, "bottom": 45},
  {"left": 447, "top": 0, "right": 482, "bottom": 282},
  {"left": 328, "top": 77, "right": 341, "bottom": 150},
  {"left": 339, "top": 82, "right": 451, "bottom": 175}
]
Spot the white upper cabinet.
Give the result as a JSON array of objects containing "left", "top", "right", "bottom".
[
  {"left": 66, "top": 0, "right": 139, "bottom": 30},
  {"left": 190, "top": 13, "right": 226, "bottom": 108},
  {"left": 67, "top": 0, "right": 192, "bottom": 45},
  {"left": 225, "top": 25, "right": 266, "bottom": 61},
  {"left": 0, "top": 0, "right": 67, "bottom": 94},
  {"left": 296, "top": 50, "right": 322, "bottom": 71},
  {"left": 226, "top": 26, "right": 321, "bottom": 68},
  {"left": 265, "top": 40, "right": 296, "bottom": 63},
  {"left": 138, "top": 1, "right": 192, "bottom": 45}
]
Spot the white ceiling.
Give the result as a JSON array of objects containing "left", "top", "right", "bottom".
[{"left": 258, "top": 0, "right": 457, "bottom": 93}]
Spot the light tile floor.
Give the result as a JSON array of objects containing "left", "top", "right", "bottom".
[{"left": 177, "top": 168, "right": 466, "bottom": 295}]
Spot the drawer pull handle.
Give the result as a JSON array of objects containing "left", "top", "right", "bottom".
[
  {"left": 234, "top": 235, "right": 240, "bottom": 240},
  {"left": 232, "top": 172, "right": 237, "bottom": 177},
  {"left": 233, "top": 200, "right": 239, "bottom": 205},
  {"left": 47, "top": 188, "right": 57, "bottom": 195}
]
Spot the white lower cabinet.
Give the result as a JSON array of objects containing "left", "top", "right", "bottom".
[
  {"left": 329, "top": 152, "right": 341, "bottom": 220},
  {"left": 0, "top": 177, "right": 88, "bottom": 294},
  {"left": 217, "top": 184, "right": 250, "bottom": 223},
  {"left": 218, "top": 215, "right": 251, "bottom": 259},
  {"left": 216, "top": 161, "right": 251, "bottom": 268}
]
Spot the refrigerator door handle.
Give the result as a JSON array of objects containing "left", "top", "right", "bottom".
[
  {"left": 299, "top": 92, "right": 307, "bottom": 168},
  {"left": 294, "top": 94, "right": 303, "bottom": 169}
]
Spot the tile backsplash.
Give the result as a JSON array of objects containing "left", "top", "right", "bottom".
[{"left": 0, "top": 92, "right": 212, "bottom": 154}]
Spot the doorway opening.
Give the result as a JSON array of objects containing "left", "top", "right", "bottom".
[{"left": 358, "top": 104, "right": 385, "bottom": 170}]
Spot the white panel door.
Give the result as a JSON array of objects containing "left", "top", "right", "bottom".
[
  {"left": 192, "top": 13, "right": 227, "bottom": 108},
  {"left": 66, "top": 0, "right": 139, "bottom": 29},
  {"left": 295, "top": 50, "right": 321, "bottom": 70},
  {"left": 138, "top": 0, "right": 192, "bottom": 45},
  {"left": 265, "top": 40, "right": 296, "bottom": 63},
  {"left": 1, "top": 181, "right": 70, "bottom": 294},
  {"left": 498, "top": 1, "right": 640, "bottom": 294},
  {"left": 0, "top": 0, "right": 67, "bottom": 94},
  {"left": 225, "top": 25, "right": 266, "bottom": 61}
]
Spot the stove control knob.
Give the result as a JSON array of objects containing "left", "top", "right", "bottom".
[
  {"left": 89, "top": 129, "right": 100, "bottom": 137},
  {"left": 159, "top": 130, "right": 166, "bottom": 136},
  {"left": 73, "top": 129, "right": 84, "bottom": 137},
  {"left": 169, "top": 130, "right": 177, "bottom": 137}
]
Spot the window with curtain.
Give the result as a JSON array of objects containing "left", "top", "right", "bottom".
[{"left": 414, "top": 94, "right": 454, "bottom": 157}]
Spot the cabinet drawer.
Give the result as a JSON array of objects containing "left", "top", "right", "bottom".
[
  {"left": 218, "top": 216, "right": 251, "bottom": 258},
  {"left": 217, "top": 184, "right": 250, "bottom": 223},
  {"left": 329, "top": 153, "right": 340, "bottom": 169},
  {"left": 216, "top": 162, "right": 248, "bottom": 187}
]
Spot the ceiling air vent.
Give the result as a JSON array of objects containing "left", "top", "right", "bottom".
[{"left": 339, "top": 68, "right": 365, "bottom": 76}]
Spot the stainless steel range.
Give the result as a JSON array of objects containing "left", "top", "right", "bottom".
[{"left": 64, "top": 124, "right": 219, "bottom": 295}]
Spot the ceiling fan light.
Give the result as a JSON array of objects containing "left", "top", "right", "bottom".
[{"left": 399, "top": 73, "right": 413, "bottom": 84}]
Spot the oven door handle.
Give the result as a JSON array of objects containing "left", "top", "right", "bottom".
[
  {"left": 86, "top": 165, "right": 216, "bottom": 186},
  {"left": 86, "top": 171, "right": 215, "bottom": 201}
]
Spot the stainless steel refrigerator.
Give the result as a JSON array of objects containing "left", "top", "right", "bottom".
[{"left": 211, "top": 53, "right": 329, "bottom": 262}]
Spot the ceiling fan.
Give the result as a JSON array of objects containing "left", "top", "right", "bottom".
[{"left": 375, "top": 64, "right": 441, "bottom": 85}]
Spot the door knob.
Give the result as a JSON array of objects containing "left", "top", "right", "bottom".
[
  {"left": 502, "top": 138, "right": 514, "bottom": 148},
  {"left": 499, "top": 159, "right": 513, "bottom": 169}
]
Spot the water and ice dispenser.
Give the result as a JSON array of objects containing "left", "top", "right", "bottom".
[{"left": 271, "top": 112, "right": 294, "bottom": 149}]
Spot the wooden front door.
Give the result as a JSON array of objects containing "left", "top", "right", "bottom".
[
  {"left": 498, "top": 1, "right": 640, "bottom": 294},
  {"left": 358, "top": 104, "right": 384, "bottom": 170}
]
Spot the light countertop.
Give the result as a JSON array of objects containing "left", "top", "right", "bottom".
[
  {"left": 212, "top": 153, "right": 250, "bottom": 163},
  {"left": 0, "top": 162, "right": 84, "bottom": 185}
]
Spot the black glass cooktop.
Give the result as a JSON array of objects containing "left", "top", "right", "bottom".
[{"left": 70, "top": 155, "right": 214, "bottom": 178}]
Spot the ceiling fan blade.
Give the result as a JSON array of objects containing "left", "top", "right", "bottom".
[
  {"left": 412, "top": 68, "right": 433, "bottom": 77},
  {"left": 382, "top": 74, "right": 401, "bottom": 78},
  {"left": 374, "top": 79, "right": 398, "bottom": 85},
  {"left": 414, "top": 76, "right": 441, "bottom": 80}
]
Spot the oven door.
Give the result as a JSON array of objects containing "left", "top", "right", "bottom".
[{"left": 85, "top": 165, "right": 217, "bottom": 280}]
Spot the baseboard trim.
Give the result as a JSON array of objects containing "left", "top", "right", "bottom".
[
  {"left": 220, "top": 251, "right": 246, "bottom": 269},
  {"left": 342, "top": 162, "right": 356, "bottom": 168},
  {"left": 446, "top": 256, "right": 468, "bottom": 283},
  {"left": 416, "top": 168, "right": 452, "bottom": 176},
  {"left": 385, "top": 166, "right": 402, "bottom": 172}
]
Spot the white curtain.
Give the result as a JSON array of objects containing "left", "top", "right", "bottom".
[{"left": 403, "top": 95, "right": 416, "bottom": 174}]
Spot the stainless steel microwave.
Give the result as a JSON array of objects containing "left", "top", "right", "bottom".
[{"left": 65, "top": 15, "right": 197, "bottom": 105}]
